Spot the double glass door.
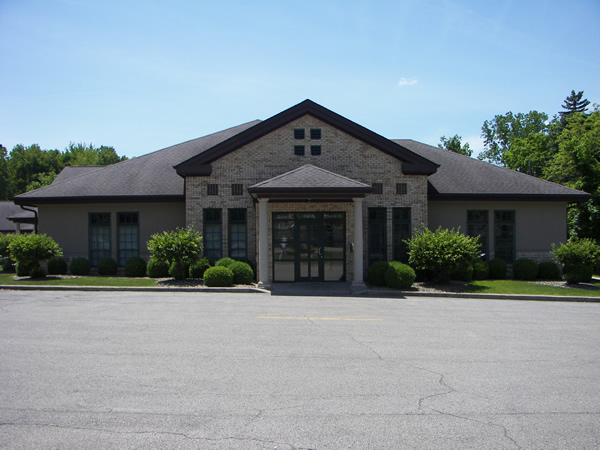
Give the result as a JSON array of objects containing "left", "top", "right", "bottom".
[{"left": 273, "top": 212, "right": 345, "bottom": 282}]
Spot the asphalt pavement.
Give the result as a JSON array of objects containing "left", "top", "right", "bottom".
[{"left": 1, "top": 290, "right": 599, "bottom": 449}]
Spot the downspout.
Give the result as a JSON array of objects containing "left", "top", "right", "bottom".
[{"left": 20, "top": 205, "right": 38, "bottom": 234}]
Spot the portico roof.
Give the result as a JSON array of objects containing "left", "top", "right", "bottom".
[{"left": 247, "top": 164, "right": 373, "bottom": 200}]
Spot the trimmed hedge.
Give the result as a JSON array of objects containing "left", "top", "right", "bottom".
[
  {"left": 97, "top": 257, "right": 118, "bottom": 276},
  {"left": 215, "top": 257, "right": 236, "bottom": 268},
  {"left": 229, "top": 261, "right": 254, "bottom": 285},
  {"left": 563, "top": 264, "right": 593, "bottom": 284},
  {"left": 70, "top": 257, "right": 91, "bottom": 276},
  {"left": 203, "top": 266, "right": 234, "bottom": 287},
  {"left": 451, "top": 263, "right": 473, "bottom": 282},
  {"left": 169, "top": 260, "right": 189, "bottom": 281},
  {"left": 367, "top": 261, "right": 389, "bottom": 286},
  {"left": 385, "top": 261, "right": 416, "bottom": 289},
  {"left": 189, "top": 257, "right": 212, "bottom": 279},
  {"left": 513, "top": 258, "right": 538, "bottom": 281},
  {"left": 124, "top": 256, "right": 147, "bottom": 277},
  {"left": 472, "top": 260, "right": 489, "bottom": 280},
  {"left": 30, "top": 266, "right": 46, "bottom": 279},
  {"left": 537, "top": 262, "right": 560, "bottom": 280},
  {"left": 147, "top": 257, "right": 170, "bottom": 278},
  {"left": 47, "top": 257, "right": 68, "bottom": 275},
  {"left": 16, "top": 261, "right": 34, "bottom": 277},
  {"left": 488, "top": 258, "right": 507, "bottom": 279}
]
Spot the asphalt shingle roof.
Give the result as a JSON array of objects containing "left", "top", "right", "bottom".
[
  {"left": 395, "top": 140, "right": 590, "bottom": 201},
  {"left": 0, "top": 202, "right": 35, "bottom": 232}
]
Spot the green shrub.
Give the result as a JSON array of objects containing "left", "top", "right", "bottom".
[
  {"left": 189, "top": 257, "right": 212, "bottom": 278},
  {"left": 169, "top": 260, "right": 189, "bottom": 280},
  {"left": 30, "top": 266, "right": 46, "bottom": 279},
  {"left": 215, "top": 257, "right": 236, "bottom": 268},
  {"left": 451, "top": 263, "right": 473, "bottom": 282},
  {"left": 70, "top": 257, "right": 91, "bottom": 276},
  {"left": 513, "top": 258, "right": 538, "bottom": 281},
  {"left": 367, "top": 261, "right": 390, "bottom": 286},
  {"left": 47, "top": 257, "right": 67, "bottom": 275},
  {"left": 124, "top": 256, "right": 147, "bottom": 277},
  {"left": 537, "top": 262, "right": 560, "bottom": 280},
  {"left": 0, "top": 234, "right": 15, "bottom": 261},
  {"left": 552, "top": 238, "right": 600, "bottom": 284},
  {"left": 147, "top": 257, "right": 170, "bottom": 278},
  {"left": 229, "top": 261, "right": 254, "bottom": 285},
  {"left": 2, "top": 257, "right": 15, "bottom": 273},
  {"left": 384, "top": 261, "right": 416, "bottom": 289},
  {"left": 563, "top": 264, "right": 593, "bottom": 284},
  {"left": 488, "top": 258, "right": 507, "bottom": 279},
  {"left": 472, "top": 260, "right": 489, "bottom": 280},
  {"left": 8, "top": 233, "right": 62, "bottom": 272},
  {"left": 203, "top": 266, "right": 234, "bottom": 287},
  {"left": 147, "top": 227, "right": 203, "bottom": 272},
  {"left": 97, "top": 257, "right": 118, "bottom": 276},
  {"left": 16, "top": 261, "right": 35, "bottom": 277},
  {"left": 407, "top": 227, "right": 481, "bottom": 284}
]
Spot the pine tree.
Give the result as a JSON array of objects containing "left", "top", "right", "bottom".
[{"left": 559, "top": 90, "right": 590, "bottom": 117}]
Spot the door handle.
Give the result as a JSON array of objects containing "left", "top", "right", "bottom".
[{"left": 318, "top": 247, "right": 323, "bottom": 257}]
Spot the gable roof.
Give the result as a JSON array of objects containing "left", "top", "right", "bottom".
[
  {"left": 13, "top": 121, "right": 261, "bottom": 205},
  {"left": 175, "top": 99, "right": 440, "bottom": 177},
  {"left": 396, "top": 140, "right": 590, "bottom": 202},
  {"left": 247, "top": 164, "right": 372, "bottom": 200}
]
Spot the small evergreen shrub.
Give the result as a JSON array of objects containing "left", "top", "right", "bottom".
[
  {"left": 537, "top": 262, "right": 560, "bottom": 280},
  {"left": 16, "top": 261, "right": 34, "bottom": 277},
  {"left": 97, "top": 257, "right": 118, "bottom": 276},
  {"left": 513, "top": 258, "right": 538, "bottom": 281},
  {"left": 2, "top": 257, "right": 15, "bottom": 273},
  {"left": 189, "top": 257, "right": 212, "bottom": 278},
  {"left": 384, "top": 261, "right": 416, "bottom": 289},
  {"left": 472, "top": 260, "right": 489, "bottom": 280},
  {"left": 29, "top": 266, "right": 46, "bottom": 279},
  {"left": 169, "top": 260, "right": 189, "bottom": 281},
  {"left": 229, "top": 261, "right": 254, "bottom": 285},
  {"left": 488, "top": 258, "right": 507, "bottom": 279},
  {"left": 124, "top": 256, "right": 147, "bottom": 277},
  {"left": 367, "top": 261, "right": 390, "bottom": 286},
  {"left": 70, "top": 257, "right": 91, "bottom": 276},
  {"left": 47, "top": 257, "right": 67, "bottom": 275},
  {"left": 215, "top": 257, "right": 236, "bottom": 268},
  {"left": 563, "top": 264, "right": 593, "bottom": 284},
  {"left": 147, "top": 257, "right": 170, "bottom": 278},
  {"left": 451, "top": 263, "right": 473, "bottom": 282},
  {"left": 203, "top": 266, "right": 234, "bottom": 287}
]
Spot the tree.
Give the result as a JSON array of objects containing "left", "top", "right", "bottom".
[
  {"left": 7, "top": 144, "right": 63, "bottom": 197},
  {"left": 63, "top": 142, "right": 127, "bottom": 166},
  {"left": 438, "top": 135, "right": 472, "bottom": 157},
  {"left": 8, "top": 233, "right": 63, "bottom": 277},
  {"left": 0, "top": 145, "right": 9, "bottom": 201},
  {"left": 147, "top": 227, "right": 203, "bottom": 279},
  {"left": 503, "top": 133, "right": 554, "bottom": 176},
  {"left": 559, "top": 90, "right": 590, "bottom": 117},
  {"left": 478, "top": 111, "right": 548, "bottom": 166}
]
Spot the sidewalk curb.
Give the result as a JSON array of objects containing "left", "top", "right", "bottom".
[{"left": 1, "top": 284, "right": 599, "bottom": 302}]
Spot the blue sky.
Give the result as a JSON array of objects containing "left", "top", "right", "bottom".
[{"left": 1, "top": 0, "right": 599, "bottom": 159}]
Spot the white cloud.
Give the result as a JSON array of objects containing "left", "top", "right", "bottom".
[{"left": 397, "top": 77, "right": 418, "bottom": 87}]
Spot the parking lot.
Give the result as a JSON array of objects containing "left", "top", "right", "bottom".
[{"left": 1, "top": 290, "right": 599, "bottom": 449}]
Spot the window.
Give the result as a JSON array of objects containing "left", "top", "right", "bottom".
[
  {"left": 494, "top": 210, "right": 515, "bottom": 263},
  {"left": 368, "top": 208, "right": 387, "bottom": 266},
  {"left": 231, "top": 184, "right": 243, "bottom": 196},
  {"left": 396, "top": 183, "right": 408, "bottom": 195},
  {"left": 294, "top": 129, "right": 305, "bottom": 139},
  {"left": 310, "top": 145, "right": 321, "bottom": 156},
  {"left": 392, "top": 208, "right": 411, "bottom": 263},
  {"left": 467, "top": 210, "right": 489, "bottom": 258},
  {"left": 294, "top": 145, "right": 305, "bottom": 156},
  {"left": 207, "top": 184, "right": 218, "bottom": 196},
  {"left": 89, "top": 213, "right": 111, "bottom": 267},
  {"left": 117, "top": 212, "right": 139, "bottom": 266},
  {"left": 204, "top": 209, "right": 222, "bottom": 261},
  {"left": 228, "top": 209, "right": 247, "bottom": 259},
  {"left": 372, "top": 183, "right": 383, "bottom": 194},
  {"left": 310, "top": 128, "right": 321, "bottom": 139}
]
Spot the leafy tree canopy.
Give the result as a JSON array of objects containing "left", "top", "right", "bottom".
[
  {"left": 438, "top": 135, "right": 472, "bottom": 157},
  {"left": 559, "top": 90, "right": 590, "bottom": 117}
]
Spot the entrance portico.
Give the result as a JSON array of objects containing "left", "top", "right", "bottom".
[{"left": 248, "top": 165, "right": 372, "bottom": 287}]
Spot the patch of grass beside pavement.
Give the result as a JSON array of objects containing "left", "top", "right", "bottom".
[
  {"left": 464, "top": 279, "right": 600, "bottom": 297},
  {"left": 0, "top": 273, "right": 157, "bottom": 287}
]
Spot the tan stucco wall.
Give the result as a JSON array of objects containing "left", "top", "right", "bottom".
[
  {"left": 428, "top": 200, "right": 568, "bottom": 261},
  {"left": 185, "top": 115, "right": 428, "bottom": 271},
  {"left": 38, "top": 202, "right": 185, "bottom": 261}
]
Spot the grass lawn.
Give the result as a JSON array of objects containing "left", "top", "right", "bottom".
[
  {"left": 464, "top": 279, "right": 600, "bottom": 297},
  {"left": 0, "top": 273, "right": 157, "bottom": 287}
]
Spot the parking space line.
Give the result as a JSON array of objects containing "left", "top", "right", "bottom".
[{"left": 257, "top": 316, "right": 383, "bottom": 321}]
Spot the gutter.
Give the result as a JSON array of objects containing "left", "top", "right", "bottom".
[{"left": 20, "top": 205, "right": 38, "bottom": 234}]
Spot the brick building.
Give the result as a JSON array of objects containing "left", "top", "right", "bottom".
[{"left": 14, "top": 100, "right": 589, "bottom": 287}]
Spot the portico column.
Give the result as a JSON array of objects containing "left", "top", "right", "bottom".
[
  {"left": 258, "top": 198, "right": 270, "bottom": 287},
  {"left": 353, "top": 197, "right": 365, "bottom": 285}
]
